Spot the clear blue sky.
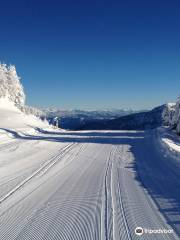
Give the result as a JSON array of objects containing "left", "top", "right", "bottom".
[{"left": 0, "top": 0, "right": 180, "bottom": 110}]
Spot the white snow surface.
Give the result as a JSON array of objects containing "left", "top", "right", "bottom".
[
  {"left": 0, "top": 103, "right": 180, "bottom": 240},
  {"left": 0, "top": 97, "right": 49, "bottom": 130},
  {"left": 157, "top": 127, "right": 180, "bottom": 163},
  {"left": 163, "top": 138, "right": 180, "bottom": 153}
]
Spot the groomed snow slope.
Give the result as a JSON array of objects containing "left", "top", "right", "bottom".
[
  {"left": 157, "top": 127, "right": 180, "bottom": 163},
  {"left": 0, "top": 98, "right": 48, "bottom": 130},
  {"left": 0, "top": 103, "right": 180, "bottom": 239}
]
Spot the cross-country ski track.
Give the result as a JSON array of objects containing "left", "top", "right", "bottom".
[{"left": 0, "top": 129, "right": 179, "bottom": 240}]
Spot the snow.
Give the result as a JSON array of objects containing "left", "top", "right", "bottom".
[
  {"left": 0, "top": 97, "right": 19, "bottom": 110},
  {"left": 156, "top": 127, "right": 180, "bottom": 163},
  {"left": 0, "top": 101, "right": 179, "bottom": 239},
  {"left": 0, "top": 64, "right": 25, "bottom": 109},
  {"left": 162, "top": 98, "right": 180, "bottom": 135},
  {"left": 162, "top": 138, "right": 180, "bottom": 152},
  {"left": 162, "top": 138, "right": 180, "bottom": 153},
  {"left": 0, "top": 97, "right": 49, "bottom": 131},
  {"left": 173, "top": 98, "right": 180, "bottom": 134},
  {"left": 162, "top": 103, "right": 176, "bottom": 126}
]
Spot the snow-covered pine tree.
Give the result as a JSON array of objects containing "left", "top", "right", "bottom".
[
  {"left": 0, "top": 63, "right": 25, "bottom": 109},
  {"left": 173, "top": 98, "right": 180, "bottom": 135},
  {"left": 162, "top": 103, "right": 176, "bottom": 126},
  {"left": 6, "top": 65, "right": 25, "bottom": 108},
  {"left": 0, "top": 64, "right": 8, "bottom": 98},
  {"left": 23, "top": 105, "right": 45, "bottom": 117}
]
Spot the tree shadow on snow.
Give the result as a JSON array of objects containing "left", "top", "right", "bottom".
[
  {"left": 127, "top": 134, "right": 180, "bottom": 236},
  {"left": 0, "top": 128, "right": 145, "bottom": 145}
]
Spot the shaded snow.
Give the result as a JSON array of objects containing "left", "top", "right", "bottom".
[
  {"left": 162, "top": 138, "right": 180, "bottom": 154},
  {"left": 157, "top": 127, "right": 180, "bottom": 163}
]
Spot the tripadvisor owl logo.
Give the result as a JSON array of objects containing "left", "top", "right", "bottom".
[{"left": 135, "top": 227, "right": 144, "bottom": 236}]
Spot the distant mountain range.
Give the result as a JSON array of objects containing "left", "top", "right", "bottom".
[
  {"left": 77, "top": 105, "right": 171, "bottom": 130},
  {"left": 43, "top": 109, "right": 141, "bottom": 130},
  {"left": 43, "top": 104, "right": 178, "bottom": 131}
]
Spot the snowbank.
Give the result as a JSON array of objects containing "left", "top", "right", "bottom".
[
  {"left": 0, "top": 97, "right": 49, "bottom": 132},
  {"left": 0, "top": 62, "right": 53, "bottom": 138},
  {"left": 156, "top": 127, "right": 180, "bottom": 163}
]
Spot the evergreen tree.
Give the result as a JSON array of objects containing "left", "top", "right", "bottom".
[{"left": 0, "top": 63, "right": 25, "bottom": 109}]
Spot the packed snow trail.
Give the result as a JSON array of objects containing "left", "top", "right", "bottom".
[{"left": 0, "top": 130, "right": 179, "bottom": 240}]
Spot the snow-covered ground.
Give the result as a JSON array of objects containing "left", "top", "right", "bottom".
[
  {"left": 156, "top": 127, "right": 180, "bottom": 163},
  {"left": 0, "top": 100, "right": 180, "bottom": 239},
  {"left": 0, "top": 98, "right": 49, "bottom": 130}
]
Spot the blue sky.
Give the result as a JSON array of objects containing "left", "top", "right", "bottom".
[{"left": 0, "top": 0, "right": 180, "bottom": 110}]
